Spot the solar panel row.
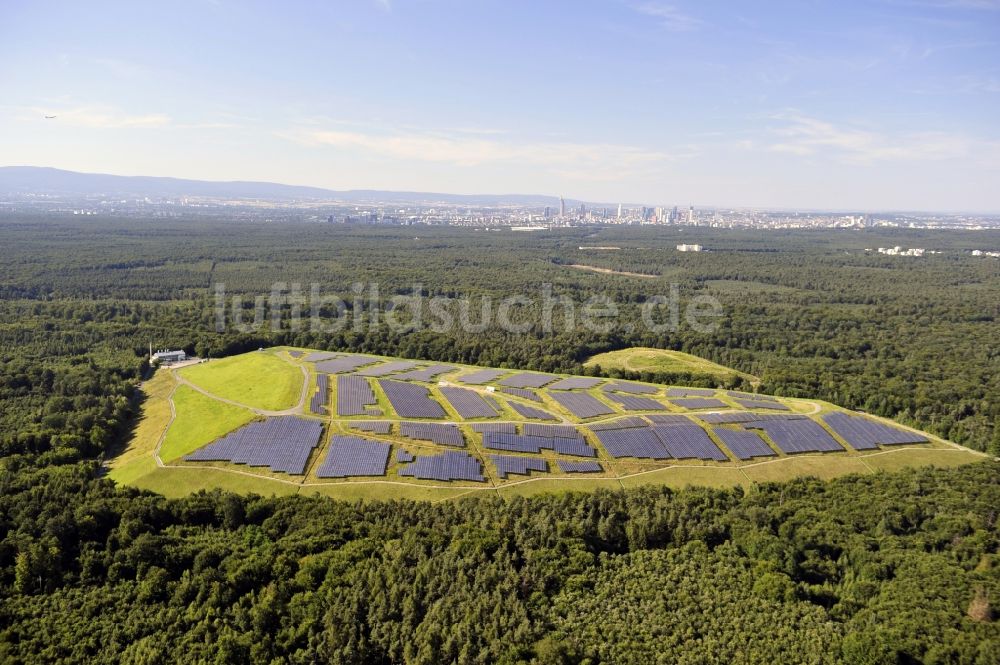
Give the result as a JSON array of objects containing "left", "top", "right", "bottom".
[
  {"left": 457, "top": 368, "right": 509, "bottom": 384},
  {"left": 670, "top": 397, "right": 728, "bottom": 410},
  {"left": 733, "top": 398, "right": 790, "bottom": 411},
  {"left": 490, "top": 454, "right": 548, "bottom": 479},
  {"left": 822, "top": 412, "right": 928, "bottom": 450},
  {"left": 400, "top": 422, "right": 465, "bottom": 447},
  {"left": 304, "top": 351, "right": 339, "bottom": 362},
  {"left": 440, "top": 386, "right": 500, "bottom": 418},
  {"left": 547, "top": 377, "right": 604, "bottom": 390},
  {"left": 482, "top": 431, "right": 596, "bottom": 457},
  {"left": 711, "top": 427, "right": 776, "bottom": 460},
  {"left": 356, "top": 360, "right": 420, "bottom": 376},
  {"left": 665, "top": 387, "right": 716, "bottom": 397},
  {"left": 557, "top": 460, "right": 603, "bottom": 473},
  {"left": 498, "top": 372, "right": 558, "bottom": 388},
  {"left": 379, "top": 379, "right": 447, "bottom": 418},
  {"left": 185, "top": 416, "right": 322, "bottom": 474},
  {"left": 592, "top": 423, "right": 728, "bottom": 460},
  {"left": 498, "top": 386, "right": 543, "bottom": 402},
  {"left": 315, "top": 435, "right": 391, "bottom": 477},
  {"left": 315, "top": 355, "right": 379, "bottom": 374},
  {"left": 745, "top": 419, "right": 844, "bottom": 454},
  {"left": 699, "top": 412, "right": 807, "bottom": 424},
  {"left": 393, "top": 364, "right": 457, "bottom": 382},
  {"left": 549, "top": 391, "right": 615, "bottom": 418},
  {"left": 522, "top": 423, "right": 579, "bottom": 438},
  {"left": 603, "top": 393, "right": 667, "bottom": 411},
  {"left": 395, "top": 449, "right": 415, "bottom": 463},
  {"left": 601, "top": 381, "right": 659, "bottom": 395},
  {"left": 507, "top": 401, "right": 558, "bottom": 421},
  {"left": 727, "top": 391, "right": 778, "bottom": 402},
  {"left": 351, "top": 421, "right": 392, "bottom": 434},
  {"left": 471, "top": 422, "right": 516, "bottom": 434},
  {"left": 589, "top": 416, "right": 649, "bottom": 431},
  {"left": 398, "top": 451, "right": 486, "bottom": 482},
  {"left": 337, "top": 375, "right": 377, "bottom": 416},
  {"left": 309, "top": 374, "right": 329, "bottom": 415},
  {"left": 288, "top": 350, "right": 304, "bottom": 359},
  {"left": 645, "top": 414, "right": 693, "bottom": 425}
]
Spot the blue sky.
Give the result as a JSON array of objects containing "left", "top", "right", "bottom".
[{"left": 1, "top": 0, "right": 998, "bottom": 210}]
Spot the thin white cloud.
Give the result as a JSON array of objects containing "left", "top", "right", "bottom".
[
  {"left": 631, "top": 2, "right": 702, "bottom": 31},
  {"left": 766, "top": 112, "right": 987, "bottom": 163},
  {"left": 278, "top": 126, "right": 669, "bottom": 180},
  {"left": 26, "top": 105, "right": 171, "bottom": 129}
]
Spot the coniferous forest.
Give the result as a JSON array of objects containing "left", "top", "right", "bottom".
[{"left": 1, "top": 215, "right": 998, "bottom": 663}]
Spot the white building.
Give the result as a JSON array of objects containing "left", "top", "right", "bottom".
[
  {"left": 676, "top": 243, "right": 703, "bottom": 252},
  {"left": 152, "top": 349, "right": 187, "bottom": 364}
]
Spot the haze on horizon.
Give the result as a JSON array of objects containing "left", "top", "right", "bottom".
[{"left": 1, "top": 0, "right": 998, "bottom": 212}]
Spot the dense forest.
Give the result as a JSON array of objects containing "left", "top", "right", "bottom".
[{"left": 0, "top": 215, "right": 998, "bottom": 662}]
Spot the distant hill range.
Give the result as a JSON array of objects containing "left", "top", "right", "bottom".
[{"left": 0, "top": 166, "right": 575, "bottom": 206}]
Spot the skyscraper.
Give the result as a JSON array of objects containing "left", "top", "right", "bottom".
[
  {"left": 559, "top": 196, "right": 565, "bottom": 217},
  {"left": 687, "top": 206, "right": 694, "bottom": 224},
  {"left": 617, "top": 203, "right": 622, "bottom": 219}
]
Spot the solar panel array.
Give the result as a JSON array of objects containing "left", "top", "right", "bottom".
[
  {"left": 482, "top": 431, "right": 596, "bottom": 457},
  {"left": 822, "top": 412, "right": 928, "bottom": 450},
  {"left": 357, "top": 360, "right": 420, "bottom": 376},
  {"left": 593, "top": 427, "right": 671, "bottom": 459},
  {"left": 646, "top": 414, "right": 694, "bottom": 425},
  {"left": 666, "top": 388, "right": 716, "bottom": 397},
  {"left": 712, "top": 427, "right": 776, "bottom": 460},
  {"left": 378, "top": 379, "right": 447, "bottom": 418},
  {"left": 393, "top": 364, "right": 457, "bottom": 382},
  {"left": 490, "top": 454, "right": 549, "bottom": 479},
  {"left": 395, "top": 449, "right": 415, "bottom": 463},
  {"left": 557, "top": 460, "right": 603, "bottom": 473},
  {"left": 699, "top": 412, "right": 807, "bottom": 424},
  {"left": 185, "top": 416, "right": 322, "bottom": 474},
  {"left": 727, "top": 391, "right": 778, "bottom": 402},
  {"left": 398, "top": 451, "right": 485, "bottom": 482},
  {"left": 498, "top": 372, "right": 558, "bottom": 388},
  {"left": 601, "top": 381, "right": 659, "bottom": 395},
  {"left": 472, "top": 422, "right": 516, "bottom": 434},
  {"left": 440, "top": 386, "right": 500, "bottom": 418},
  {"left": 352, "top": 421, "right": 392, "bottom": 434},
  {"left": 590, "top": 420, "right": 726, "bottom": 461},
  {"left": 304, "top": 351, "right": 339, "bottom": 362},
  {"left": 652, "top": 424, "right": 728, "bottom": 461},
  {"left": 315, "top": 355, "right": 379, "bottom": 374},
  {"left": 745, "top": 419, "right": 844, "bottom": 454},
  {"left": 310, "top": 374, "right": 329, "bottom": 414},
  {"left": 315, "top": 436, "right": 391, "bottom": 477},
  {"left": 498, "top": 386, "right": 543, "bottom": 402},
  {"left": 522, "top": 423, "right": 579, "bottom": 438},
  {"left": 547, "top": 377, "right": 604, "bottom": 390},
  {"left": 671, "top": 398, "right": 728, "bottom": 410},
  {"left": 734, "top": 398, "right": 790, "bottom": 411},
  {"left": 288, "top": 350, "right": 303, "bottom": 358},
  {"left": 337, "top": 375, "right": 377, "bottom": 416},
  {"left": 507, "top": 401, "right": 558, "bottom": 421},
  {"left": 550, "top": 392, "right": 615, "bottom": 418},
  {"left": 603, "top": 393, "right": 667, "bottom": 411},
  {"left": 458, "top": 369, "right": 509, "bottom": 384},
  {"left": 400, "top": 422, "right": 465, "bottom": 447},
  {"left": 589, "top": 416, "right": 649, "bottom": 430}
]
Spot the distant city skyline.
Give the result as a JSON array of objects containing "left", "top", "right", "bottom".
[{"left": 1, "top": 1, "right": 998, "bottom": 212}]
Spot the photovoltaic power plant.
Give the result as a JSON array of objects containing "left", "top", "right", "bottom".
[
  {"left": 646, "top": 414, "right": 693, "bottom": 425},
  {"left": 549, "top": 392, "right": 614, "bottom": 418},
  {"left": 378, "top": 379, "right": 447, "bottom": 418},
  {"left": 483, "top": 431, "right": 596, "bottom": 457},
  {"left": 398, "top": 451, "right": 486, "bottom": 482},
  {"left": 558, "top": 460, "right": 603, "bottom": 473},
  {"left": 822, "top": 412, "right": 928, "bottom": 449},
  {"left": 400, "top": 422, "right": 465, "bottom": 446},
  {"left": 652, "top": 425, "right": 728, "bottom": 460},
  {"left": 472, "top": 422, "right": 516, "bottom": 434},
  {"left": 304, "top": 351, "right": 339, "bottom": 362},
  {"left": 699, "top": 412, "right": 807, "bottom": 424},
  {"left": 490, "top": 455, "right": 548, "bottom": 479},
  {"left": 357, "top": 360, "right": 420, "bottom": 376},
  {"left": 457, "top": 368, "right": 509, "bottom": 384},
  {"left": 711, "top": 427, "right": 776, "bottom": 460},
  {"left": 593, "top": 427, "right": 671, "bottom": 459},
  {"left": 603, "top": 393, "right": 667, "bottom": 411},
  {"left": 590, "top": 416, "right": 650, "bottom": 430},
  {"left": 315, "top": 355, "right": 379, "bottom": 373},
  {"left": 393, "top": 364, "right": 457, "bottom": 382},
  {"left": 734, "top": 398, "right": 790, "bottom": 411},
  {"left": 336, "top": 375, "right": 378, "bottom": 416},
  {"left": 439, "top": 386, "right": 500, "bottom": 418},
  {"left": 670, "top": 397, "right": 728, "bottom": 409},
  {"left": 745, "top": 419, "right": 844, "bottom": 454},
  {"left": 507, "top": 401, "right": 558, "bottom": 420},
  {"left": 315, "top": 436, "right": 391, "bottom": 477},
  {"left": 601, "top": 381, "right": 659, "bottom": 395},
  {"left": 351, "top": 421, "right": 392, "bottom": 434},
  {"left": 727, "top": 391, "right": 778, "bottom": 402},
  {"left": 498, "top": 372, "right": 558, "bottom": 388},
  {"left": 309, "top": 374, "right": 329, "bottom": 415},
  {"left": 185, "top": 416, "right": 322, "bottom": 474},
  {"left": 522, "top": 423, "right": 579, "bottom": 438},
  {"left": 666, "top": 388, "right": 716, "bottom": 397},
  {"left": 498, "top": 386, "right": 543, "bottom": 402},
  {"left": 396, "top": 449, "right": 415, "bottom": 463},
  {"left": 547, "top": 377, "right": 604, "bottom": 390}
]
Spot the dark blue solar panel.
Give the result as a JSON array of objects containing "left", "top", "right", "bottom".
[
  {"left": 315, "top": 435, "right": 391, "bottom": 477},
  {"left": 604, "top": 393, "right": 667, "bottom": 410},
  {"left": 440, "top": 386, "right": 500, "bottom": 418},
  {"left": 727, "top": 391, "right": 778, "bottom": 402},
  {"left": 458, "top": 369, "right": 509, "bottom": 384},
  {"left": 652, "top": 425, "right": 728, "bottom": 461},
  {"left": 645, "top": 414, "right": 693, "bottom": 425},
  {"left": 185, "top": 416, "right": 322, "bottom": 474},
  {"left": 352, "top": 421, "right": 391, "bottom": 434},
  {"left": 671, "top": 398, "right": 728, "bottom": 409},
  {"left": 712, "top": 427, "right": 776, "bottom": 460},
  {"left": 822, "top": 412, "right": 928, "bottom": 449},
  {"left": 315, "top": 355, "right": 379, "bottom": 373},
  {"left": 734, "top": 398, "right": 790, "bottom": 411},
  {"left": 522, "top": 423, "right": 579, "bottom": 438},
  {"left": 472, "top": 422, "right": 516, "bottom": 434},
  {"left": 309, "top": 374, "right": 329, "bottom": 414},
  {"left": 395, "top": 449, "right": 415, "bottom": 463},
  {"left": 592, "top": 427, "right": 671, "bottom": 459},
  {"left": 601, "top": 381, "right": 659, "bottom": 395},
  {"left": 498, "top": 372, "right": 558, "bottom": 388},
  {"left": 589, "top": 416, "right": 649, "bottom": 431},
  {"left": 400, "top": 422, "right": 465, "bottom": 446},
  {"left": 557, "top": 460, "right": 603, "bottom": 473},
  {"left": 337, "top": 375, "right": 377, "bottom": 416},
  {"left": 547, "top": 377, "right": 604, "bottom": 390},
  {"left": 393, "top": 364, "right": 457, "bottom": 382},
  {"left": 398, "top": 451, "right": 485, "bottom": 482},
  {"left": 490, "top": 454, "right": 548, "bottom": 479},
  {"left": 746, "top": 419, "right": 844, "bottom": 454},
  {"left": 666, "top": 388, "right": 716, "bottom": 397},
  {"left": 507, "top": 400, "right": 558, "bottom": 421},
  {"left": 378, "top": 379, "right": 447, "bottom": 418},
  {"left": 550, "top": 392, "right": 615, "bottom": 418},
  {"left": 356, "top": 360, "right": 420, "bottom": 376},
  {"left": 498, "top": 386, "right": 543, "bottom": 402},
  {"left": 288, "top": 350, "right": 304, "bottom": 359}
]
